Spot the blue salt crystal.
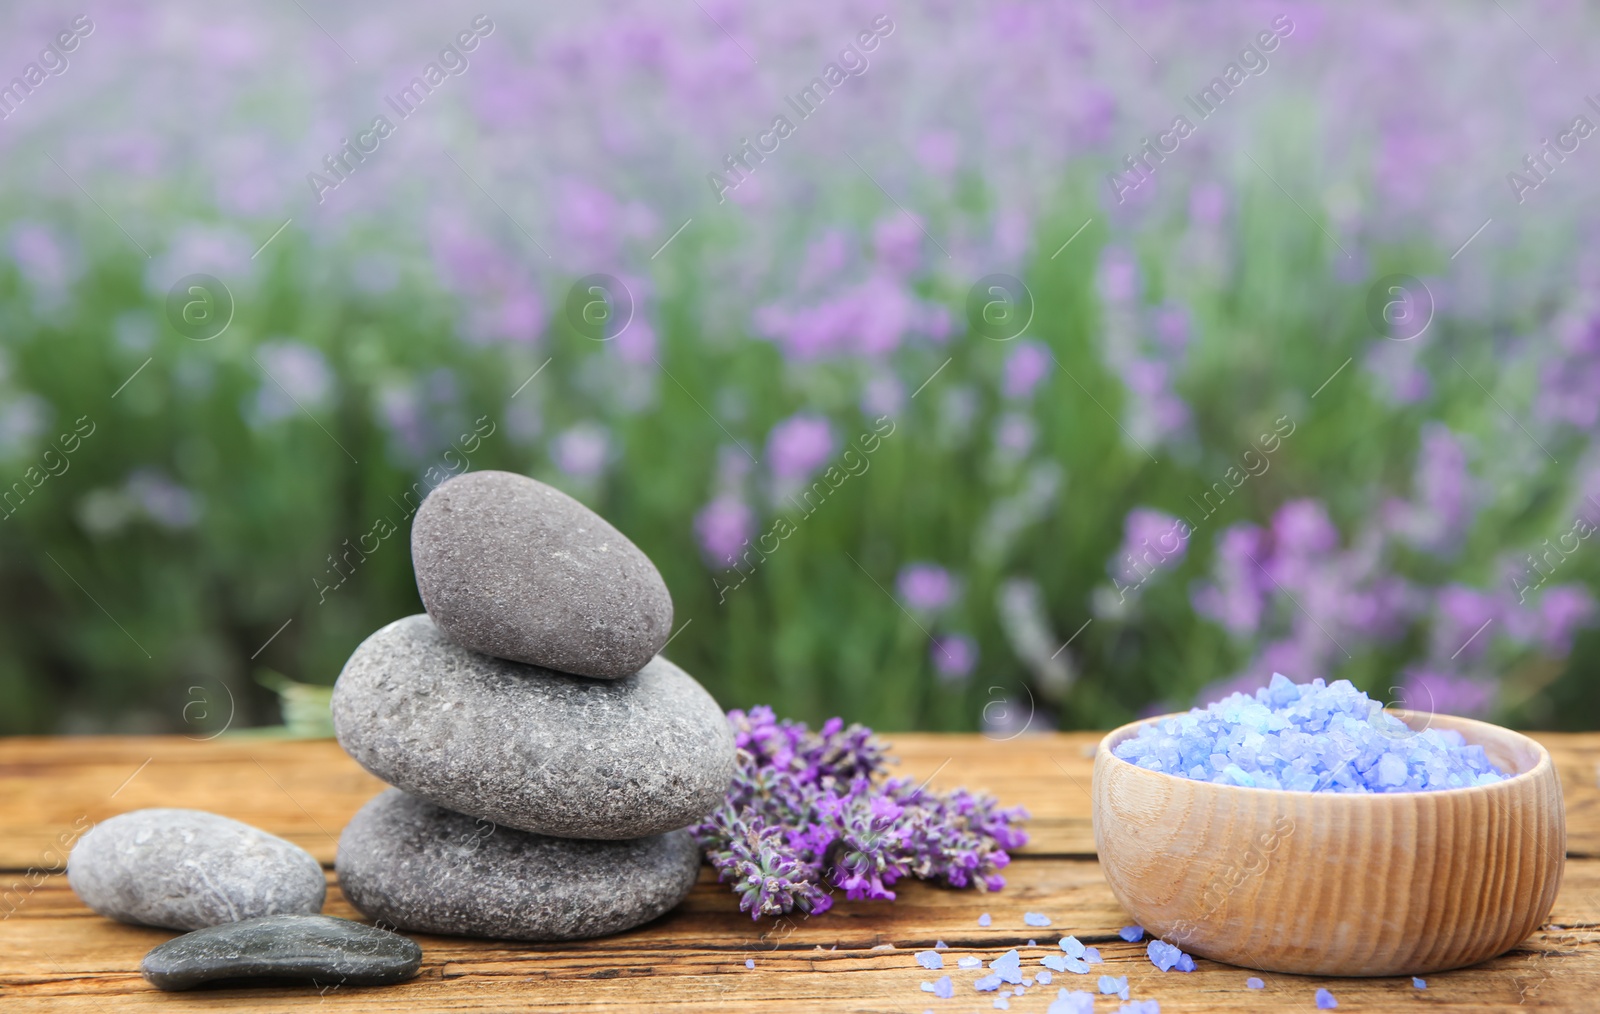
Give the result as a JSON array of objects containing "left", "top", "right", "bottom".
[
  {"left": 916, "top": 950, "right": 944, "bottom": 970},
  {"left": 745, "top": 958, "right": 754, "bottom": 969},
  {"left": 1098, "top": 974, "right": 1129, "bottom": 999},
  {"left": 1316, "top": 987, "right": 1339, "bottom": 1008},
  {"left": 1046, "top": 990, "right": 1096, "bottom": 1014},
  {"left": 979, "top": 913, "right": 992, "bottom": 927},
  {"left": 975, "top": 973, "right": 1003, "bottom": 992},
  {"left": 991, "top": 949, "right": 1024, "bottom": 984},
  {"left": 1084, "top": 946, "right": 1103, "bottom": 964},
  {"left": 921, "top": 975, "right": 953, "bottom": 999},
  {"left": 1118, "top": 1002, "right": 1161, "bottom": 1014},
  {"left": 1246, "top": 976, "right": 1265, "bottom": 989},
  {"left": 1113, "top": 675, "right": 1509, "bottom": 793},
  {"left": 935, "top": 940, "right": 948, "bottom": 950},
  {"left": 1059, "top": 935, "right": 1086, "bottom": 958},
  {"left": 1146, "top": 939, "right": 1192, "bottom": 972},
  {"left": 1118, "top": 925, "right": 1145, "bottom": 942},
  {"left": 959, "top": 956, "right": 983, "bottom": 969},
  {"left": 993, "top": 999, "right": 1010, "bottom": 1010},
  {"left": 1037, "top": 970, "right": 1053, "bottom": 984},
  {"left": 1412, "top": 977, "right": 1427, "bottom": 989},
  {"left": 1025, "top": 912, "right": 1052, "bottom": 927},
  {"left": 1042, "top": 955, "right": 1068, "bottom": 972},
  {"left": 1176, "top": 952, "right": 1195, "bottom": 972}
]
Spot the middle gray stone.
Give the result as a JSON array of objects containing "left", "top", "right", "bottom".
[{"left": 330, "top": 614, "right": 735, "bottom": 840}]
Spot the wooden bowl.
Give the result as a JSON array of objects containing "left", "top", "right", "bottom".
[{"left": 1092, "top": 711, "right": 1565, "bottom": 976}]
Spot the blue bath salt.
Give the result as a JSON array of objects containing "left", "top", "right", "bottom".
[
  {"left": 1046, "top": 990, "right": 1095, "bottom": 1014},
  {"left": 1025, "top": 912, "right": 1052, "bottom": 927},
  {"left": 1112, "top": 674, "right": 1509, "bottom": 792},
  {"left": 1413, "top": 977, "right": 1427, "bottom": 989},
  {"left": 1246, "top": 976, "right": 1265, "bottom": 989},
  {"left": 1118, "top": 925, "right": 1145, "bottom": 942},
  {"left": 1316, "top": 987, "right": 1339, "bottom": 1008},
  {"left": 979, "top": 913, "right": 992, "bottom": 927}
]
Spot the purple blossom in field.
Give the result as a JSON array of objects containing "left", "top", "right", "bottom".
[
  {"left": 1189, "top": 182, "right": 1229, "bottom": 226},
  {"left": 898, "top": 564, "right": 955, "bottom": 611},
  {"left": 930, "top": 635, "right": 978, "bottom": 681},
  {"left": 1152, "top": 304, "right": 1191, "bottom": 358},
  {"left": 1192, "top": 524, "right": 1269, "bottom": 636},
  {"left": 1002, "top": 341, "right": 1051, "bottom": 398},
  {"left": 1112, "top": 508, "right": 1189, "bottom": 587},
  {"left": 1097, "top": 247, "right": 1139, "bottom": 304},
  {"left": 611, "top": 317, "right": 657, "bottom": 365},
  {"left": 1539, "top": 308, "right": 1600, "bottom": 428},
  {"left": 915, "top": 130, "right": 959, "bottom": 178},
  {"left": 124, "top": 469, "right": 202, "bottom": 530},
  {"left": 1534, "top": 584, "right": 1596, "bottom": 655},
  {"left": 861, "top": 375, "right": 905, "bottom": 418},
  {"left": 994, "top": 413, "right": 1037, "bottom": 461},
  {"left": 766, "top": 413, "right": 834, "bottom": 482},
  {"left": 9, "top": 223, "right": 78, "bottom": 297},
  {"left": 873, "top": 213, "right": 924, "bottom": 277},
  {"left": 1386, "top": 425, "right": 1474, "bottom": 555},
  {"left": 550, "top": 423, "right": 610, "bottom": 479},
  {"left": 250, "top": 341, "right": 333, "bottom": 424},
  {"left": 1432, "top": 584, "right": 1500, "bottom": 661},
  {"left": 694, "top": 494, "right": 756, "bottom": 569},
  {"left": 693, "top": 707, "right": 1027, "bottom": 919},
  {"left": 1398, "top": 668, "right": 1495, "bottom": 719},
  {"left": 1120, "top": 358, "right": 1192, "bottom": 445}
]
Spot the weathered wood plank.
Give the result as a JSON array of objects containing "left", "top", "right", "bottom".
[
  {"left": 1, "top": 860, "right": 1596, "bottom": 1011},
  {"left": 0, "top": 735, "right": 1596, "bottom": 1011},
  {"left": 0, "top": 732, "right": 1594, "bottom": 869}
]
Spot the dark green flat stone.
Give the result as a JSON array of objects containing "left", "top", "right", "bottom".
[{"left": 140, "top": 914, "right": 421, "bottom": 991}]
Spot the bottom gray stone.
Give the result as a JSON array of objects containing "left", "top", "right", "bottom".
[
  {"left": 140, "top": 914, "right": 421, "bottom": 991},
  {"left": 336, "top": 789, "right": 702, "bottom": 941}
]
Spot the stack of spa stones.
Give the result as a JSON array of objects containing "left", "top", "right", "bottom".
[{"left": 332, "top": 470, "right": 735, "bottom": 941}]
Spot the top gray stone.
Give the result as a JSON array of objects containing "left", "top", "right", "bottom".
[
  {"left": 411, "top": 469, "right": 672, "bottom": 678},
  {"left": 332, "top": 614, "right": 736, "bottom": 839},
  {"left": 68, "top": 809, "right": 325, "bottom": 930}
]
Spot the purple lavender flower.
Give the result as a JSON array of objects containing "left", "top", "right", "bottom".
[
  {"left": 898, "top": 563, "right": 955, "bottom": 611},
  {"left": 1535, "top": 584, "right": 1596, "bottom": 655},
  {"left": 550, "top": 423, "right": 610, "bottom": 479},
  {"left": 694, "top": 494, "right": 756, "bottom": 569},
  {"left": 1096, "top": 247, "right": 1140, "bottom": 304},
  {"left": 1002, "top": 341, "right": 1051, "bottom": 398},
  {"left": 930, "top": 634, "right": 978, "bottom": 681},
  {"left": 1191, "top": 524, "right": 1269, "bottom": 636},
  {"left": 250, "top": 341, "right": 333, "bottom": 425},
  {"left": 124, "top": 469, "right": 202, "bottom": 530},
  {"left": 1112, "top": 508, "right": 1189, "bottom": 588},
  {"left": 1398, "top": 668, "right": 1495, "bottom": 719},
  {"left": 693, "top": 709, "right": 1028, "bottom": 919},
  {"left": 1432, "top": 584, "right": 1500, "bottom": 661},
  {"left": 766, "top": 413, "right": 834, "bottom": 483}
]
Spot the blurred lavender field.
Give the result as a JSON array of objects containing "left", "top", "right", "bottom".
[{"left": 1, "top": 1, "right": 1598, "bottom": 735}]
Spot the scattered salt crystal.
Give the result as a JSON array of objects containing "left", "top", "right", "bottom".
[
  {"left": 1118, "top": 1002, "right": 1161, "bottom": 1014},
  {"left": 1037, "top": 969, "right": 1053, "bottom": 984},
  {"left": 1119, "top": 925, "right": 1145, "bottom": 942},
  {"left": 744, "top": 958, "right": 754, "bottom": 969},
  {"left": 1028, "top": 940, "right": 1037, "bottom": 947},
  {"left": 1046, "top": 989, "right": 1096, "bottom": 1014},
  {"left": 1015, "top": 985, "right": 1026, "bottom": 996},
  {"left": 1316, "top": 987, "right": 1339, "bottom": 1009},
  {"left": 1412, "top": 977, "right": 1427, "bottom": 989},
  {"left": 991, "top": 949, "right": 1024, "bottom": 984},
  {"left": 1098, "top": 974, "right": 1130, "bottom": 1000},
  {"left": 1059, "top": 935, "right": 1086, "bottom": 958},
  {"left": 1246, "top": 977, "right": 1265, "bottom": 989},
  {"left": 1175, "top": 952, "right": 1195, "bottom": 972},
  {"left": 959, "top": 956, "right": 983, "bottom": 969},
  {"left": 1084, "top": 947, "right": 1103, "bottom": 964},
  {"left": 1112, "top": 674, "right": 1510, "bottom": 793},
  {"left": 1025, "top": 912, "right": 1052, "bottom": 927},
  {"left": 917, "top": 950, "right": 944, "bottom": 970},
  {"left": 1000, "top": 989, "right": 1013, "bottom": 998},
  {"left": 935, "top": 940, "right": 948, "bottom": 950},
  {"left": 1147, "top": 939, "right": 1184, "bottom": 971},
  {"left": 993, "top": 999, "right": 1010, "bottom": 1011},
  {"left": 1022, "top": 976, "right": 1034, "bottom": 986},
  {"left": 975, "top": 973, "right": 1003, "bottom": 992},
  {"left": 979, "top": 913, "right": 993, "bottom": 927},
  {"left": 921, "top": 976, "right": 953, "bottom": 999}
]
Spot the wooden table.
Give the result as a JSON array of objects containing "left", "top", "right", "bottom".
[{"left": 0, "top": 733, "right": 1596, "bottom": 1011}]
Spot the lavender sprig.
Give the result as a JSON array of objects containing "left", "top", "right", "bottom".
[{"left": 694, "top": 707, "right": 1029, "bottom": 919}]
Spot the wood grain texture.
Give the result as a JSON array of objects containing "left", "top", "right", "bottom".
[
  {"left": 1096, "top": 713, "right": 1569, "bottom": 978},
  {"left": 0, "top": 733, "right": 1596, "bottom": 1011}
]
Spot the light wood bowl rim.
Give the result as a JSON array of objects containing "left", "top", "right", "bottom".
[{"left": 1096, "top": 709, "right": 1554, "bottom": 800}]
